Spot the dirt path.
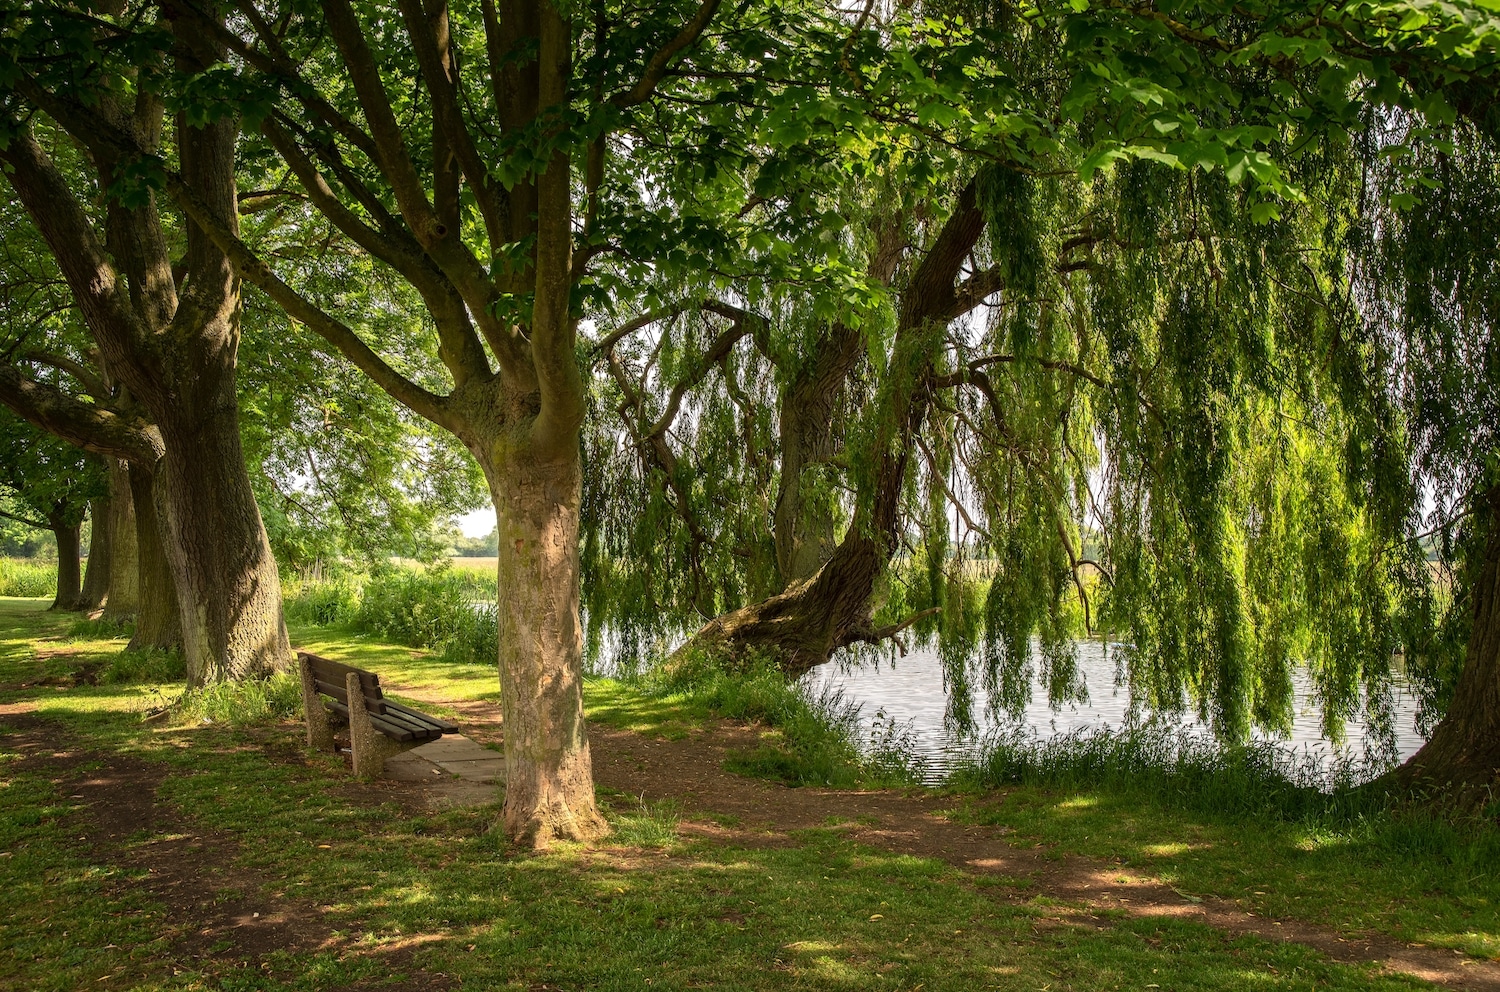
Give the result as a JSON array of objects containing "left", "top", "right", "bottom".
[
  {"left": 1, "top": 711, "right": 453, "bottom": 991},
  {"left": 407, "top": 691, "right": 1500, "bottom": 992}
]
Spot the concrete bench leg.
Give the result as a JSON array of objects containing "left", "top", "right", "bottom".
[
  {"left": 300, "top": 655, "right": 335, "bottom": 751},
  {"left": 346, "top": 672, "right": 408, "bottom": 779}
]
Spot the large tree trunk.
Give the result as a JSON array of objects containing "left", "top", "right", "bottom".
[
  {"left": 49, "top": 515, "right": 84, "bottom": 612},
  {"left": 103, "top": 459, "right": 140, "bottom": 619},
  {"left": 79, "top": 496, "right": 111, "bottom": 612},
  {"left": 126, "top": 464, "right": 181, "bottom": 653},
  {"left": 1395, "top": 487, "right": 1500, "bottom": 801},
  {"left": 153, "top": 397, "right": 284, "bottom": 682},
  {"left": 490, "top": 442, "right": 609, "bottom": 847}
]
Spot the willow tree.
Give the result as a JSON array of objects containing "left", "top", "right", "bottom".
[
  {"left": 0, "top": 6, "right": 287, "bottom": 677},
  {"left": 583, "top": 0, "right": 1495, "bottom": 750},
  {"left": 1356, "top": 123, "right": 1500, "bottom": 798}
]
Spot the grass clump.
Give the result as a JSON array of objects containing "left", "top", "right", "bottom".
[
  {"left": 66, "top": 615, "right": 134, "bottom": 642},
  {"left": 0, "top": 557, "right": 54, "bottom": 597},
  {"left": 95, "top": 648, "right": 185, "bottom": 685},
  {"left": 172, "top": 673, "right": 301, "bottom": 726}
]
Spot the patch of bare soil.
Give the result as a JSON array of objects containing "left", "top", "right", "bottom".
[{"left": 1, "top": 713, "right": 455, "bottom": 991}]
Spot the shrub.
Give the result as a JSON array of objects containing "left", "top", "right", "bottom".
[
  {"left": 353, "top": 564, "right": 496, "bottom": 664},
  {"left": 0, "top": 557, "right": 55, "bottom": 598},
  {"left": 283, "top": 569, "right": 362, "bottom": 626}
]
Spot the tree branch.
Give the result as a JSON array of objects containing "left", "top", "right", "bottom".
[{"left": 610, "top": 0, "right": 723, "bottom": 108}]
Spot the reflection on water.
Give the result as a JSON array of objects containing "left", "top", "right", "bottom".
[{"left": 803, "top": 640, "right": 1429, "bottom": 785}]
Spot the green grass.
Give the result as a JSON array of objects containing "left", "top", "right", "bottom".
[{"left": 0, "top": 598, "right": 1491, "bottom": 990}]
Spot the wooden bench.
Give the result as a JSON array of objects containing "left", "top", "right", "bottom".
[{"left": 297, "top": 651, "right": 459, "bottom": 779}]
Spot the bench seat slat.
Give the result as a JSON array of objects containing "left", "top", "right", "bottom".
[
  {"left": 384, "top": 700, "right": 460, "bottom": 734},
  {"left": 324, "top": 697, "right": 439, "bottom": 744}
]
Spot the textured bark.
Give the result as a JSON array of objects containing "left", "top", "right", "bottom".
[
  {"left": 1395, "top": 488, "right": 1500, "bottom": 802},
  {"left": 49, "top": 517, "right": 85, "bottom": 611},
  {"left": 154, "top": 414, "right": 282, "bottom": 680},
  {"left": 103, "top": 459, "right": 140, "bottom": 619},
  {"left": 126, "top": 464, "right": 181, "bottom": 653},
  {"left": 774, "top": 323, "right": 863, "bottom": 584},
  {"left": 490, "top": 444, "right": 608, "bottom": 846},
  {"left": 80, "top": 496, "right": 111, "bottom": 612}
]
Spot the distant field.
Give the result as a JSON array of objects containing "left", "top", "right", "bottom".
[{"left": 449, "top": 556, "right": 497, "bottom": 573}]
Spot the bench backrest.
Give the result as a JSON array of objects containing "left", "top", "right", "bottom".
[{"left": 300, "top": 652, "right": 386, "bottom": 715}]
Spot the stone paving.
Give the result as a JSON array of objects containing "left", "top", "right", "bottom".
[{"left": 382, "top": 733, "right": 505, "bottom": 807}]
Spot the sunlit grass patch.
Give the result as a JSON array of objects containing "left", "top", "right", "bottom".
[{"left": 172, "top": 673, "right": 301, "bottom": 726}]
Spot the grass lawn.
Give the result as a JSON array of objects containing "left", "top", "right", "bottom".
[{"left": 0, "top": 597, "right": 1485, "bottom": 990}]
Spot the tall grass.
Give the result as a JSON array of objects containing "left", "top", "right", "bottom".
[
  {"left": 957, "top": 722, "right": 1500, "bottom": 871},
  {"left": 639, "top": 649, "right": 924, "bottom": 788},
  {"left": 173, "top": 673, "right": 302, "bottom": 725},
  {"left": 957, "top": 723, "right": 1392, "bottom": 822},
  {"left": 0, "top": 557, "right": 55, "bottom": 598},
  {"left": 284, "top": 563, "right": 498, "bottom": 665}
]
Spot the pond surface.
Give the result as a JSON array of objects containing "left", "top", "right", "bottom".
[{"left": 803, "top": 640, "right": 1429, "bottom": 785}]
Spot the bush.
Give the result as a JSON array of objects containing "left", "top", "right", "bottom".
[
  {"left": 0, "top": 557, "right": 55, "bottom": 598},
  {"left": 353, "top": 564, "right": 496, "bottom": 664},
  {"left": 283, "top": 570, "right": 362, "bottom": 626}
]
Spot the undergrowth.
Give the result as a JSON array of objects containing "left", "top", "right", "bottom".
[
  {"left": 172, "top": 673, "right": 301, "bottom": 726},
  {"left": 0, "top": 557, "right": 54, "bottom": 598}
]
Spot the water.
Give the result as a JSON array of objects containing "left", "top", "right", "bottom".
[{"left": 803, "top": 640, "right": 1429, "bottom": 785}]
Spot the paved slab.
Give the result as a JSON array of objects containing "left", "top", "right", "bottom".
[{"left": 383, "top": 733, "right": 507, "bottom": 787}]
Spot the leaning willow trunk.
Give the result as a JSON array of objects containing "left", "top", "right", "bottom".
[
  {"left": 490, "top": 437, "right": 608, "bottom": 846},
  {"left": 1396, "top": 486, "right": 1500, "bottom": 800}
]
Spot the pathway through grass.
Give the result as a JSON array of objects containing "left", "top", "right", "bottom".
[{"left": 0, "top": 598, "right": 1492, "bottom": 992}]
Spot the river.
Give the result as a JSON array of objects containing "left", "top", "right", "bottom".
[{"left": 802, "top": 640, "right": 1429, "bottom": 786}]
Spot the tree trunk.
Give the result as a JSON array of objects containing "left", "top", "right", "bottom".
[
  {"left": 153, "top": 400, "right": 285, "bottom": 683},
  {"left": 490, "top": 443, "right": 609, "bottom": 847},
  {"left": 1395, "top": 487, "right": 1500, "bottom": 802},
  {"left": 49, "top": 516, "right": 84, "bottom": 611},
  {"left": 774, "top": 324, "right": 863, "bottom": 585},
  {"left": 677, "top": 187, "right": 985, "bottom": 677},
  {"left": 126, "top": 464, "right": 181, "bottom": 653},
  {"left": 79, "top": 496, "right": 111, "bottom": 612},
  {"left": 103, "top": 459, "right": 140, "bottom": 619}
]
